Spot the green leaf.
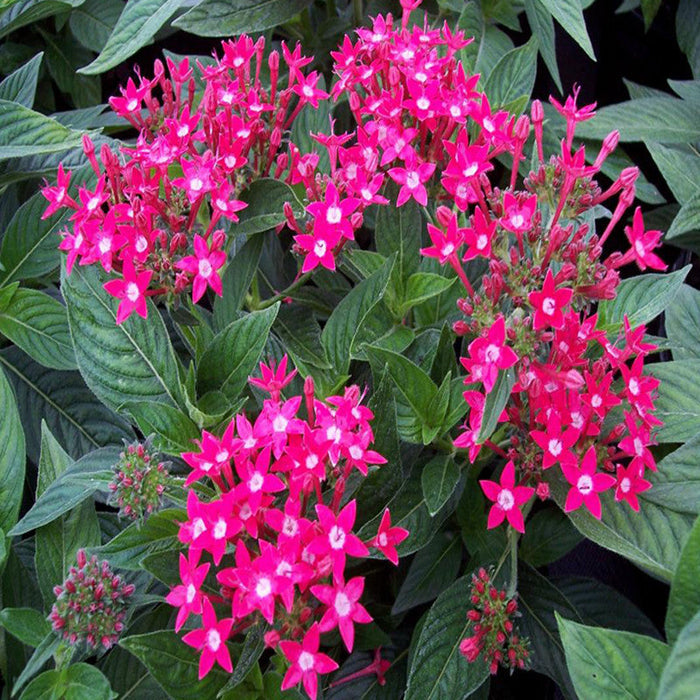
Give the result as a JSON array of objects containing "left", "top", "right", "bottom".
[
  {"left": 597, "top": 266, "right": 690, "bottom": 331},
  {"left": 122, "top": 401, "right": 200, "bottom": 454},
  {"left": 399, "top": 273, "right": 456, "bottom": 315},
  {"left": 648, "top": 359, "right": 700, "bottom": 443},
  {"left": 0, "top": 288, "right": 76, "bottom": 370},
  {"left": 174, "top": 0, "right": 312, "bottom": 37},
  {"left": 213, "top": 234, "right": 264, "bottom": 331},
  {"left": 197, "top": 303, "right": 279, "bottom": 400},
  {"left": 229, "top": 179, "right": 304, "bottom": 237},
  {"left": 553, "top": 576, "right": 660, "bottom": 638},
  {"left": 69, "top": 0, "right": 123, "bottom": 53},
  {"left": 523, "top": 0, "right": 562, "bottom": 93},
  {"left": 10, "top": 445, "right": 120, "bottom": 535},
  {"left": 12, "top": 633, "right": 60, "bottom": 695},
  {"left": 520, "top": 507, "right": 583, "bottom": 567},
  {"left": 666, "top": 514, "right": 700, "bottom": 644},
  {"left": 421, "top": 455, "right": 460, "bottom": 517},
  {"left": 364, "top": 345, "right": 437, "bottom": 444},
  {"left": 79, "top": 0, "right": 183, "bottom": 75},
  {"left": 0, "top": 347, "right": 132, "bottom": 462},
  {"left": 273, "top": 304, "right": 331, "bottom": 373},
  {"left": 518, "top": 564, "right": 579, "bottom": 698},
  {"left": 666, "top": 284, "right": 700, "bottom": 360},
  {"left": 677, "top": 0, "right": 700, "bottom": 78},
  {"left": 392, "top": 532, "right": 462, "bottom": 615},
  {"left": 219, "top": 623, "right": 266, "bottom": 695},
  {"left": 375, "top": 194, "right": 422, "bottom": 283},
  {"left": 63, "top": 263, "right": 186, "bottom": 412},
  {"left": 0, "top": 608, "right": 51, "bottom": 647},
  {"left": 20, "top": 663, "right": 116, "bottom": 700},
  {"left": 99, "top": 645, "right": 169, "bottom": 700},
  {"left": 548, "top": 473, "right": 693, "bottom": 582},
  {"left": 121, "top": 630, "right": 230, "bottom": 699},
  {"left": 0, "top": 52, "right": 42, "bottom": 107},
  {"left": 484, "top": 37, "right": 538, "bottom": 112},
  {"left": 95, "top": 509, "right": 185, "bottom": 569},
  {"left": 646, "top": 143, "right": 700, "bottom": 205},
  {"left": 0, "top": 99, "right": 86, "bottom": 159},
  {"left": 476, "top": 368, "right": 514, "bottom": 443},
  {"left": 644, "top": 434, "right": 700, "bottom": 514},
  {"left": 0, "top": 364, "right": 25, "bottom": 532},
  {"left": 656, "top": 609, "right": 700, "bottom": 699},
  {"left": 405, "top": 575, "right": 489, "bottom": 700},
  {"left": 0, "top": 0, "right": 82, "bottom": 39},
  {"left": 577, "top": 97, "right": 700, "bottom": 143},
  {"left": 534, "top": 0, "right": 595, "bottom": 60},
  {"left": 557, "top": 615, "right": 669, "bottom": 699},
  {"left": 290, "top": 75, "right": 330, "bottom": 174},
  {"left": 667, "top": 189, "right": 700, "bottom": 242},
  {"left": 322, "top": 255, "right": 394, "bottom": 375}
]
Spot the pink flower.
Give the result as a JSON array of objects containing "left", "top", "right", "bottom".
[
  {"left": 306, "top": 182, "right": 360, "bottom": 241},
  {"left": 182, "top": 598, "right": 234, "bottom": 679},
  {"left": 528, "top": 269, "right": 573, "bottom": 331},
  {"left": 279, "top": 623, "right": 339, "bottom": 700},
  {"left": 103, "top": 259, "right": 153, "bottom": 324},
  {"left": 530, "top": 415, "right": 579, "bottom": 470},
  {"left": 562, "top": 446, "right": 616, "bottom": 519},
  {"left": 460, "top": 317, "right": 518, "bottom": 393},
  {"left": 388, "top": 151, "right": 436, "bottom": 206},
  {"left": 41, "top": 163, "right": 75, "bottom": 219},
  {"left": 367, "top": 508, "right": 409, "bottom": 565},
  {"left": 175, "top": 234, "right": 226, "bottom": 303},
  {"left": 311, "top": 577, "right": 373, "bottom": 652},
  {"left": 249, "top": 355, "right": 298, "bottom": 399},
  {"left": 623, "top": 206, "right": 666, "bottom": 271},
  {"left": 500, "top": 192, "right": 537, "bottom": 234},
  {"left": 614, "top": 462, "right": 652, "bottom": 511},
  {"left": 295, "top": 228, "right": 341, "bottom": 273},
  {"left": 421, "top": 210, "right": 465, "bottom": 263},
  {"left": 480, "top": 461, "right": 534, "bottom": 533},
  {"left": 165, "top": 551, "right": 210, "bottom": 632}
]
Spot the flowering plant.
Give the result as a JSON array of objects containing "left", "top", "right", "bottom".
[{"left": 0, "top": 0, "right": 699, "bottom": 699}]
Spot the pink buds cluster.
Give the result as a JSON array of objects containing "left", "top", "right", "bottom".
[
  {"left": 459, "top": 568, "right": 530, "bottom": 674},
  {"left": 108, "top": 439, "right": 169, "bottom": 521},
  {"left": 50, "top": 549, "right": 134, "bottom": 650},
  {"left": 166, "top": 356, "right": 408, "bottom": 699}
]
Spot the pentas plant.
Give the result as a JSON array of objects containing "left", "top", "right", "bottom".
[{"left": 166, "top": 357, "right": 407, "bottom": 698}]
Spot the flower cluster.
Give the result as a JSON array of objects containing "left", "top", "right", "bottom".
[
  {"left": 108, "top": 439, "right": 169, "bottom": 521},
  {"left": 416, "top": 86, "right": 662, "bottom": 526},
  {"left": 50, "top": 549, "right": 134, "bottom": 650},
  {"left": 459, "top": 568, "right": 530, "bottom": 674},
  {"left": 41, "top": 39, "right": 332, "bottom": 322},
  {"left": 166, "top": 356, "right": 408, "bottom": 698}
]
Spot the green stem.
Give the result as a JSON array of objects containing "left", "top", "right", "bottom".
[
  {"left": 507, "top": 528, "right": 519, "bottom": 597},
  {"left": 353, "top": 0, "right": 362, "bottom": 25},
  {"left": 257, "top": 271, "right": 313, "bottom": 310}
]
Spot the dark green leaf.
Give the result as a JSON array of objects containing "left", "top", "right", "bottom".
[
  {"left": 666, "top": 514, "right": 700, "bottom": 643},
  {"left": 69, "top": 0, "right": 123, "bottom": 52},
  {"left": 476, "top": 368, "right": 514, "bottom": 443},
  {"left": 121, "top": 401, "right": 200, "bottom": 455},
  {"left": 484, "top": 37, "right": 538, "bottom": 112},
  {"left": 523, "top": 0, "right": 562, "bottom": 92},
  {"left": 0, "top": 363, "right": 25, "bottom": 532},
  {"left": 121, "top": 630, "right": 229, "bottom": 699},
  {"left": 648, "top": 359, "right": 700, "bottom": 443},
  {"left": 520, "top": 507, "right": 583, "bottom": 567},
  {"left": 12, "top": 633, "right": 60, "bottom": 695},
  {"left": 656, "top": 609, "right": 700, "bottom": 699},
  {"left": 421, "top": 455, "right": 460, "bottom": 517},
  {"left": 0, "top": 288, "right": 76, "bottom": 370},
  {"left": 677, "top": 0, "right": 700, "bottom": 77},
  {"left": 0, "top": 608, "right": 51, "bottom": 647},
  {"left": 597, "top": 266, "right": 689, "bottom": 330},
  {"left": 646, "top": 142, "right": 700, "bottom": 206},
  {"left": 174, "top": 0, "right": 312, "bottom": 37},
  {"left": 79, "top": 0, "right": 184, "bottom": 75},
  {"left": 10, "top": 445, "right": 120, "bottom": 535},
  {"left": 399, "top": 273, "right": 456, "bottom": 315},
  {"left": 230, "top": 179, "right": 304, "bottom": 237},
  {"left": 534, "top": 0, "right": 595, "bottom": 60},
  {"left": 0, "top": 52, "right": 42, "bottom": 107},
  {"left": 100, "top": 645, "right": 169, "bottom": 700},
  {"left": 375, "top": 195, "right": 422, "bottom": 283},
  {"left": 392, "top": 532, "right": 462, "bottom": 615},
  {"left": 322, "top": 256, "right": 394, "bottom": 375},
  {"left": 273, "top": 304, "right": 330, "bottom": 373},
  {"left": 0, "top": 0, "right": 82, "bottom": 40},
  {"left": 666, "top": 284, "right": 700, "bottom": 360},
  {"left": 557, "top": 615, "right": 668, "bottom": 699},
  {"left": 197, "top": 303, "right": 279, "bottom": 400},
  {"left": 405, "top": 575, "right": 489, "bottom": 700},
  {"left": 667, "top": 189, "right": 700, "bottom": 242},
  {"left": 219, "top": 623, "right": 266, "bottom": 695},
  {"left": 63, "top": 263, "right": 186, "bottom": 412},
  {"left": 20, "top": 663, "right": 116, "bottom": 700}
]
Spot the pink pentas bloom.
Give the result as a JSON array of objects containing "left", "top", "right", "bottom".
[
  {"left": 59, "top": 223, "right": 92, "bottom": 275},
  {"left": 233, "top": 446, "right": 286, "bottom": 511},
  {"left": 622, "top": 206, "right": 666, "bottom": 271},
  {"left": 421, "top": 210, "right": 465, "bottom": 264},
  {"left": 249, "top": 355, "right": 298, "bottom": 399},
  {"left": 308, "top": 501, "right": 369, "bottom": 581},
  {"left": 295, "top": 227, "right": 341, "bottom": 273},
  {"left": 480, "top": 461, "right": 534, "bottom": 533},
  {"left": 41, "top": 163, "right": 76, "bottom": 219},
  {"left": 460, "top": 317, "right": 519, "bottom": 393},
  {"left": 311, "top": 576, "right": 373, "bottom": 652},
  {"left": 562, "top": 446, "right": 617, "bottom": 519},
  {"left": 279, "top": 623, "right": 339, "bottom": 700},
  {"left": 292, "top": 70, "right": 330, "bottom": 108},
  {"left": 175, "top": 234, "right": 226, "bottom": 303},
  {"left": 108, "top": 77, "right": 148, "bottom": 118},
  {"left": 500, "top": 192, "right": 537, "bottom": 234},
  {"left": 530, "top": 416, "right": 579, "bottom": 470},
  {"left": 614, "top": 462, "right": 652, "bottom": 511},
  {"left": 367, "top": 508, "right": 409, "bottom": 565},
  {"left": 528, "top": 269, "right": 574, "bottom": 331},
  {"left": 103, "top": 259, "right": 153, "bottom": 324},
  {"left": 306, "top": 182, "right": 360, "bottom": 241},
  {"left": 182, "top": 598, "right": 234, "bottom": 679},
  {"left": 165, "top": 551, "right": 210, "bottom": 632},
  {"left": 388, "top": 150, "right": 436, "bottom": 206},
  {"left": 462, "top": 207, "right": 496, "bottom": 261}
]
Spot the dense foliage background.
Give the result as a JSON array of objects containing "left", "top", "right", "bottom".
[{"left": 0, "top": 1, "right": 699, "bottom": 699}]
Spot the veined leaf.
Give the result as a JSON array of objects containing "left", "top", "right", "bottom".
[
  {"left": 0, "top": 52, "right": 42, "bottom": 107},
  {"left": 421, "top": 455, "right": 460, "bottom": 517},
  {"left": 656, "top": 609, "right": 700, "bottom": 700},
  {"left": 666, "top": 514, "right": 700, "bottom": 644},
  {"left": 648, "top": 359, "right": 700, "bottom": 443},
  {"left": 484, "top": 36, "right": 538, "bottom": 112},
  {"left": 69, "top": 0, "right": 123, "bottom": 53},
  {"left": 0, "top": 0, "right": 83, "bottom": 39},
  {"left": 0, "top": 364, "right": 25, "bottom": 532},
  {"left": 534, "top": 0, "right": 595, "bottom": 60}
]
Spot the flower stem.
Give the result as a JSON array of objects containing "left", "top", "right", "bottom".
[
  {"left": 507, "top": 528, "right": 519, "bottom": 597},
  {"left": 256, "top": 270, "right": 313, "bottom": 310}
]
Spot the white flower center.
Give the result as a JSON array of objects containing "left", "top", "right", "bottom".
[
  {"left": 248, "top": 472, "right": 264, "bottom": 493},
  {"left": 192, "top": 517, "right": 207, "bottom": 539},
  {"left": 177, "top": 124, "right": 189, "bottom": 137},
  {"left": 476, "top": 235, "right": 488, "bottom": 250},
  {"left": 542, "top": 297, "right": 556, "bottom": 315},
  {"left": 305, "top": 454, "right": 319, "bottom": 470},
  {"left": 628, "top": 378, "right": 640, "bottom": 396},
  {"left": 510, "top": 214, "right": 524, "bottom": 228},
  {"left": 497, "top": 489, "right": 515, "bottom": 511},
  {"left": 198, "top": 258, "right": 213, "bottom": 279},
  {"left": 619, "top": 477, "right": 632, "bottom": 493},
  {"left": 329, "top": 525, "right": 346, "bottom": 550},
  {"left": 99, "top": 238, "right": 112, "bottom": 254},
  {"left": 441, "top": 243, "right": 455, "bottom": 257},
  {"left": 126, "top": 282, "right": 140, "bottom": 303},
  {"left": 577, "top": 474, "right": 594, "bottom": 495},
  {"left": 416, "top": 97, "right": 430, "bottom": 111},
  {"left": 135, "top": 236, "right": 148, "bottom": 253},
  {"left": 127, "top": 99, "right": 139, "bottom": 112},
  {"left": 633, "top": 437, "right": 644, "bottom": 456},
  {"left": 464, "top": 163, "right": 478, "bottom": 178},
  {"left": 186, "top": 584, "right": 196, "bottom": 603},
  {"left": 334, "top": 592, "right": 352, "bottom": 617},
  {"left": 87, "top": 196, "right": 100, "bottom": 211},
  {"left": 272, "top": 415, "right": 288, "bottom": 432},
  {"left": 298, "top": 651, "right": 315, "bottom": 672},
  {"left": 349, "top": 444, "right": 363, "bottom": 460},
  {"left": 548, "top": 439, "right": 563, "bottom": 457},
  {"left": 377, "top": 532, "right": 388, "bottom": 547},
  {"left": 282, "top": 516, "right": 298, "bottom": 537},
  {"left": 213, "top": 517, "right": 227, "bottom": 539},
  {"left": 255, "top": 577, "right": 272, "bottom": 598},
  {"left": 406, "top": 171, "right": 420, "bottom": 190},
  {"left": 313, "top": 240, "right": 327, "bottom": 258},
  {"left": 326, "top": 205, "right": 342, "bottom": 224},
  {"left": 634, "top": 240, "right": 646, "bottom": 257},
  {"left": 206, "top": 629, "right": 221, "bottom": 651},
  {"left": 591, "top": 394, "right": 602, "bottom": 408},
  {"left": 302, "top": 84, "right": 314, "bottom": 98},
  {"left": 484, "top": 344, "right": 501, "bottom": 363}
]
